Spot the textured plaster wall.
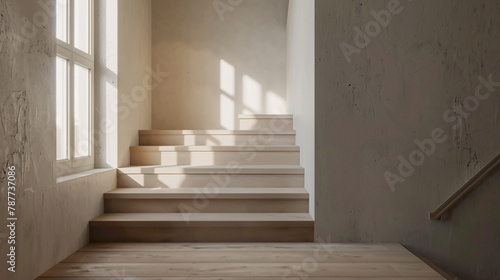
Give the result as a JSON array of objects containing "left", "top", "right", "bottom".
[
  {"left": 0, "top": 0, "right": 116, "bottom": 279},
  {"left": 151, "top": 0, "right": 288, "bottom": 129},
  {"left": 286, "top": 0, "right": 315, "bottom": 217},
  {"left": 315, "top": 0, "right": 500, "bottom": 279}
]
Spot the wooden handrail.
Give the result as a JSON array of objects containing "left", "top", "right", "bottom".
[{"left": 430, "top": 152, "right": 500, "bottom": 220}]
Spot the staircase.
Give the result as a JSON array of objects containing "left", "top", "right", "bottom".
[{"left": 90, "top": 114, "right": 313, "bottom": 242}]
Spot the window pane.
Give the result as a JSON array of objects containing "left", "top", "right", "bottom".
[
  {"left": 74, "top": 0, "right": 90, "bottom": 53},
  {"left": 56, "top": 57, "right": 68, "bottom": 160},
  {"left": 56, "top": 0, "right": 68, "bottom": 42},
  {"left": 74, "top": 64, "right": 90, "bottom": 157}
]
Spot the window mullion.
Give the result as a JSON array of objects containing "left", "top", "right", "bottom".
[{"left": 56, "top": 0, "right": 94, "bottom": 176}]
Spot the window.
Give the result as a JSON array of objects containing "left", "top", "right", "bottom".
[{"left": 56, "top": 0, "right": 94, "bottom": 175}]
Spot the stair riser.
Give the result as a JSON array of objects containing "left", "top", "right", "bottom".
[
  {"left": 118, "top": 174, "right": 304, "bottom": 188},
  {"left": 90, "top": 225, "right": 313, "bottom": 242},
  {"left": 130, "top": 151, "right": 300, "bottom": 166},
  {"left": 239, "top": 118, "right": 293, "bottom": 131},
  {"left": 105, "top": 199, "right": 308, "bottom": 213},
  {"left": 139, "top": 134, "right": 295, "bottom": 146}
]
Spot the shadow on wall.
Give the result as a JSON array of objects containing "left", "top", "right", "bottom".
[{"left": 151, "top": 0, "right": 289, "bottom": 130}]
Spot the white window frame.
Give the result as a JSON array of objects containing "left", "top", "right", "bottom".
[{"left": 56, "top": 0, "right": 95, "bottom": 176}]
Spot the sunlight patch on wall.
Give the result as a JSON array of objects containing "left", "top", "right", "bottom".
[
  {"left": 105, "top": 81, "right": 118, "bottom": 167},
  {"left": 220, "top": 59, "right": 235, "bottom": 129},
  {"left": 220, "top": 59, "right": 235, "bottom": 96},
  {"left": 242, "top": 75, "right": 262, "bottom": 114},
  {"left": 220, "top": 93, "right": 235, "bottom": 129}
]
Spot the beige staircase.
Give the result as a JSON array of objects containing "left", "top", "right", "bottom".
[{"left": 90, "top": 114, "right": 313, "bottom": 242}]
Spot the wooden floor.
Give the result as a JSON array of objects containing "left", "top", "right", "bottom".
[{"left": 37, "top": 243, "right": 445, "bottom": 279}]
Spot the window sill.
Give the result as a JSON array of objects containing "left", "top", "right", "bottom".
[{"left": 56, "top": 168, "right": 115, "bottom": 184}]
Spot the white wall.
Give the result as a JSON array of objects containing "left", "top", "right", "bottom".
[
  {"left": 287, "top": 0, "right": 315, "bottom": 218},
  {"left": 151, "top": 0, "right": 288, "bottom": 129}
]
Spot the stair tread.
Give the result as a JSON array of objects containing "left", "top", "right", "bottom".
[
  {"left": 139, "top": 130, "right": 296, "bottom": 135},
  {"left": 130, "top": 145, "right": 299, "bottom": 152},
  {"left": 92, "top": 213, "right": 313, "bottom": 223},
  {"left": 119, "top": 165, "right": 304, "bottom": 174},
  {"left": 238, "top": 114, "right": 293, "bottom": 119},
  {"left": 105, "top": 188, "right": 309, "bottom": 199}
]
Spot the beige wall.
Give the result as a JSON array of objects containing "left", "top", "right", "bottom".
[
  {"left": 151, "top": 0, "right": 288, "bottom": 130},
  {"left": 315, "top": 0, "right": 500, "bottom": 279},
  {"left": 117, "top": 0, "right": 152, "bottom": 166},
  {"left": 95, "top": 0, "right": 152, "bottom": 168},
  {"left": 0, "top": 1, "right": 116, "bottom": 280},
  {"left": 286, "top": 0, "right": 315, "bottom": 217},
  {"left": 95, "top": 0, "right": 118, "bottom": 167}
]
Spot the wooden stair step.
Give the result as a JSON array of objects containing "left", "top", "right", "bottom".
[
  {"left": 140, "top": 129, "right": 296, "bottom": 135},
  {"left": 238, "top": 114, "right": 294, "bottom": 118},
  {"left": 130, "top": 145, "right": 300, "bottom": 166},
  {"left": 92, "top": 213, "right": 313, "bottom": 223},
  {"left": 104, "top": 188, "right": 309, "bottom": 213},
  {"left": 79, "top": 243, "right": 408, "bottom": 252},
  {"left": 238, "top": 114, "right": 294, "bottom": 131},
  {"left": 140, "top": 129, "right": 296, "bottom": 134},
  {"left": 117, "top": 165, "right": 304, "bottom": 188},
  {"left": 139, "top": 130, "right": 296, "bottom": 146},
  {"left": 104, "top": 187, "right": 309, "bottom": 199},
  {"left": 90, "top": 213, "right": 314, "bottom": 242},
  {"left": 119, "top": 165, "right": 304, "bottom": 174},
  {"left": 130, "top": 145, "right": 300, "bottom": 151}
]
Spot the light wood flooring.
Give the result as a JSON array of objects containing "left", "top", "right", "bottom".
[{"left": 37, "top": 243, "right": 445, "bottom": 279}]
